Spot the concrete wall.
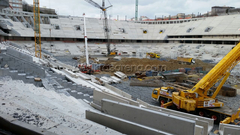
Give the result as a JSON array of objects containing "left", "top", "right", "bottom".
[
  {"left": 92, "top": 90, "right": 139, "bottom": 108},
  {"left": 93, "top": 90, "right": 129, "bottom": 107},
  {"left": 104, "top": 83, "right": 132, "bottom": 99},
  {"left": 101, "top": 99, "right": 196, "bottom": 135},
  {"left": 86, "top": 110, "right": 172, "bottom": 135},
  {"left": 145, "top": 104, "right": 213, "bottom": 135},
  {"left": 219, "top": 123, "right": 240, "bottom": 135}
]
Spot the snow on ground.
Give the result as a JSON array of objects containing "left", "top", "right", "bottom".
[{"left": 0, "top": 77, "right": 121, "bottom": 135}]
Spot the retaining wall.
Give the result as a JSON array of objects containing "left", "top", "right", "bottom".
[
  {"left": 86, "top": 110, "right": 173, "bottom": 135},
  {"left": 101, "top": 99, "right": 196, "bottom": 135},
  {"left": 92, "top": 90, "right": 139, "bottom": 108},
  {"left": 219, "top": 123, "right": 240, "bottom": 135},
  {"left": 104, "top": 83, "right": 132, "bottom": 99},
  {"left": 145, "top": 104, "right": 213, "bottom": 134}
]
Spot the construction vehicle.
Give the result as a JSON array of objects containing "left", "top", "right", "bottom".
[
  {"left": 177, "top": 57, "right": 195, "bottom": 64},
  {"left": 109, "top": 46, "right": 118, "bottom": 55},
  {"left": 146, "top": 53, "right": 160, "bottom": 58},
  {"left": 78, "top": 64, "right": 94, "bottom": 75},
  {"left": 152, "top": 87, "right": 177, "bottom": 105},
  {"left": 152, "top": 42, "right": 240, "bottom": 124}
]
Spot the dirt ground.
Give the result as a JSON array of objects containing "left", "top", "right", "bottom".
[{"left": 102, "top": 58, "right": 214, "bottom": 74}]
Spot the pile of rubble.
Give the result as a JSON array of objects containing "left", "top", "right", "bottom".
[{"left": 103, "top": 58, "right": 214, "bottom": 74}]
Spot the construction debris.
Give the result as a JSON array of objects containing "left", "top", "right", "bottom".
[{"left": 103, "top": 58, "right": 214, "bottom": 74}]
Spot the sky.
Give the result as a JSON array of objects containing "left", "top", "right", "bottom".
[{"left": 23, "top": 0, "right": 240, "bottom": 20}]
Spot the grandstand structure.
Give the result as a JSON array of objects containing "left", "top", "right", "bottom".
[
  {"left": 0, "top": 8, "right": 239, "bottom": 57},
  {"left": 1, "top": 6, "right": 240, "bottom": 135}
]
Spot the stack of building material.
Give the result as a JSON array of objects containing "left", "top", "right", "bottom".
[
  {"left": 114, "top": 71, "right": 127, "bottom": 79},
  {"left": 100, "top": 76, "right": 113, "bottom": 84},
  {"left": 110, "top": 76, "right": 121, "bottom": 83}
]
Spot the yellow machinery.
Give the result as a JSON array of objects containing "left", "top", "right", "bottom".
[
  {"left": 146, "top": 53, "right": 160, "bottom": 58},
  {"left": 33, "top": 0, "right": 41, "bottom": 58},
  {"left": 152, "top": 87, "right": 176, "bottom": 105},
  {"left": 110, "top": 52, "right": 117, "bottom": 55},
  {"left": 177, "top": 57, "right": 195, "bottom": 64},
  {"left": 152, "top": 42, "right": 240, "bottom": 124}
]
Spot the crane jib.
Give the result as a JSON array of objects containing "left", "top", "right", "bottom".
[{"left": 191, "top": 42, "right": 240, "bottom": 94}]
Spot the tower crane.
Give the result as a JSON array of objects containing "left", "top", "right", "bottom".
[
  {"left": 84, "top": 0, "right": 112, "bottom": 55},
  {"left": 33, "top": 0, "right": 42, "bottom": 58}
]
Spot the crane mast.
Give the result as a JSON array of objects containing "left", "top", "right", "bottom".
[
  {"left": 84, "top": 0, "right": 112, "bottom": 55},
  {"left": 33, "top": 0, "right": 42, "bottom": 58},
  {"left": 102, "top": 0, "right": 110, "bottom": 54}
]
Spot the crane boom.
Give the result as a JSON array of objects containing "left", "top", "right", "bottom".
[
  {"left": 33, "top": 0, "right": 41, "bottom": 58},
  {"left": 84, "top": 0, "right": 102, "bottom": 9},
  {"left": 171, "top": 42, "right": 240, "bottom": 112},
  {"left": 190, "top": 43, "right": 240, "bottom": 96}
]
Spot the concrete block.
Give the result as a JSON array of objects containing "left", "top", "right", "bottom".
[
  {"left": 223, "top": 126, "right": 240, "bottom": 135},
  {"left": 145, "top": 104, "right": 213, "bottom": 133},
  {"left": 101, "top": 99, "right": 195, "bottom": 135},
  {"left": 93, "top": 90, "right": 129, "bottom": 106},
  {"left": 195, "top": 125, "right": 204, "bottom": 135},
  {"left": 90, "top": 102, "right": 101, "bottom": 110},
  {"left": 86, "top": 110, "right": 172, "bottom": 135},
  {"left": 102, "top": 91, "right": 139, "bottom": 106},
  {"left": 104, "top": 83, "right": 132, "bottom": 99},
  {"left": 219, "top": 123, "right": 240, "bottom": 135}
]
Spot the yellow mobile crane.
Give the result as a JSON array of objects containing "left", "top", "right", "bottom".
[
  {"left": 152, "top": 42, "right": 240, "bottom": 124},
  {"left": 33, "top": 0, "right": 41, "bottom": 58}
]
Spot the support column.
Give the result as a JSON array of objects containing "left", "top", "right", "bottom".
[{"left": 135, "top": 0, "right": 138, "bottom": 21}]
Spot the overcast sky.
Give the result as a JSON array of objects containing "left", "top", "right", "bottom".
[{"left": 24, "top": 0, "right": 240, "bottom": 19}]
